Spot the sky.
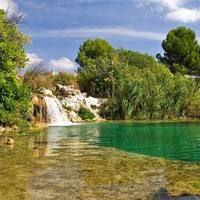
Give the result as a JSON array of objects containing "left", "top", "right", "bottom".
[{"left": 1, "top": 0, "right": 200, "bottom": 72}]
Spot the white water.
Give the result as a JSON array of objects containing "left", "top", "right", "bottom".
[{"left": 44, "top": 96, "right": 74, "bottom": 126}]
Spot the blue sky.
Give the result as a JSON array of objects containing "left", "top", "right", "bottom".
[{"left": 1, "top": 0, "right": 200, "bottom": 72}]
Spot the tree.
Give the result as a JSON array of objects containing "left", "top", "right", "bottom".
[
  {"left": 0, "top": 10, "right": 31, "bottom": 126},
  {"left": 76, "top": 38, "right": 114, "bottom": 71},
  {"left": 76, "top": 39, "right": 117, "bottom": 97},
  {"left": 157, "top": 26, "right": 200, "bottom": 75},
  {"left": 117, "top": 48, "right": 158, "bottom": 68}
]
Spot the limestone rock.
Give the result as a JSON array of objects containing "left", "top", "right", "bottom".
[
  {"left": 67, "top": 111, "right": 83, "bottom": 123},
  {"left": 56, "top": 84, "right": 81, "bottom": 97},
  {"left": 38, "top": 88, "right": 53, "bottom": 96}
]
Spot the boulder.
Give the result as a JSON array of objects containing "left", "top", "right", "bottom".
[
  {"left": 56, "top": 84, "right": 81, "bottom": 97},
  {"left": 39, "top": 88, "right": 53, "bottom": 96},
  {"left": 0, "top": 126, "right": 5, "bottom": 133},
  {"left": 6, "top": 138, "right": 14, "bottom": 145},
  {"left": 11, "top": 125, "right": 19, "bottom": 131},
  {"left": 31, "top": 95, "right": 39, "bottom": 105}
]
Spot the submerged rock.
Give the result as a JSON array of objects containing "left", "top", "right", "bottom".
[
  {"left": 6, "top": 138, "right": 14, "bottom": 145},
  {"left": 0, "top": 126, "right": 5, "bottom": 133}
]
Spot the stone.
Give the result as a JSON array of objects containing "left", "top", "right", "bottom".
[
  {"left": 7, "top": 138, "right": 14, "bottom": 145},
  {"left": 31, "top": 95, "right": 39, "bottom": 105},
  {"left": 0, "top": 126, "right": 5, "bottom": 133},
  {"left": 39, "top": 88, "right": 53, "bottom": 96},
  {"left": 11, "top": 125, "right": 19, "bottom": 131},
  {"left": 68, "top": 111, "right": 83, "bottom": 123}
]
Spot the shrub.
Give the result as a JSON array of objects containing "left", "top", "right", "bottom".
[{"left": 78, "top": 107, "right": 95, "bottom": 120}]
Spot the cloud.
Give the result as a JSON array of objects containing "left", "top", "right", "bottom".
[
  {"left": 139, "top": 0, "right": 200, "bottom": 23},
  {"left": 26, "top": 53, "right": 43, "bottom": 67},
  {"left": 31, "top": 27, "right": 165, "bottom": 41},
  {"left": 166, "top": 8, "right": 200, "bottom": 23},
  {"left": 49, "top": 57, "right": 77, "bottom": 72},
  {"left": 18, "top": 53, "right": 43, "bottom": 74},
  {"left": 0, "top": 0, "right": 21, "bottom": 18}
]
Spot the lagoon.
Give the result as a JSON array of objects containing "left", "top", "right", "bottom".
[{"left": 1, "top": 122, "right": 200, "bottom": 199}]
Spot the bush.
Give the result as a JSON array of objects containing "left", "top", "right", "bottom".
[{"left": 78, "top": 107, "right": 95, "bottom": 120}]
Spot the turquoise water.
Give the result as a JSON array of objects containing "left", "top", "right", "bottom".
[{"left": 65, "top": 121, "right": 200, "bottom": 162}]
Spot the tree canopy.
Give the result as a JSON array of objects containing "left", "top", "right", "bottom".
[
  {"left": 157, "top": 26, "right": 200, "bottom": 75},
  {"left": 0, "top": 10, "right": 31, "bottom": 126}
]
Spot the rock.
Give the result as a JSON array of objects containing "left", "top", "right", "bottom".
[
  {"left": 31, "top": 95, "right": 39, "bottom": 105},
  {"left": 11, "top": 125, "right": 19, "bottom": 131},
  {"left": 39, "top": 88, "right": 53, "bottom": 96},
  {"left": 68, "top": 111, "right": 83, "bottom": 123},
  {"left": 6, "top": 138, "right": 14, "bottom": 145},
  {"left": 0, "top": 126, "right": 5, "bottom": 133},
  {"left": 54, "top": 84, "right": 107, "bottom": 122},
  {"left": 56, "top": 84, "right": 81, "bottom": 97}
]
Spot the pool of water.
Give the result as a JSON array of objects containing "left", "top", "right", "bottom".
[{"left": 1, "top": 121, "right": 200, "bottom": 200}]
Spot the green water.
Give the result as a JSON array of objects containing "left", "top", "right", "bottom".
[
  {"left": 80, "top": 121, "right": 200, "bottom": 162},
  {"left": 1, "top": 122, "right": 200, "bottom": 200}
]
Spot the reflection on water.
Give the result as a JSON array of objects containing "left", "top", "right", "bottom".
[{"left": 0, "top": 122, "right": 200, "bottom": 200}]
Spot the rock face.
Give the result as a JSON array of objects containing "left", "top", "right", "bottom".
[
  {"left": 38, "top": 88, "right": 53, "bottom": 96},
  {"left": 55, "top": 84, "right": 107, "bottom": 122},
  {"left": 31, "top": 95, "right": 47, "bottom": 123},
  {"left": 31, "top": 85, "right": 106, "bottom": 124}
]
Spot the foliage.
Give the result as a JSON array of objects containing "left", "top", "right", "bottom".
[
  {"left": 78, "top": 107, "right": 95, "bottom": 120},
  {"left": 101, "top": 64, "right": 195, "bottom": 120},
  {"left": 53, "top": 72, "right": 79, "bottom": 88},
  {"left": 185, "top": 89, "right": 200, "bottom": 118},
  {"left": 117, "top": 48, "right": 158, "bottom": 68},
  {"left": 76, "top": 37, "right": 200, "bottom": 120},
  {"left": 0, "top": 10, "right": 31, "bottom": 126},
  {"left": 76, "top": 38, "right": 114, "bottom": 71},
  {"left": 23, "top": 64, "right": 54, "bottom": 92},
  {"left": 157, "top": 26, "right": 200, "bottom": 75}
]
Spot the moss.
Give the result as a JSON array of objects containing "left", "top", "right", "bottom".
[{"left": 78, "top": 106, "right": 95, "bottom": 120}]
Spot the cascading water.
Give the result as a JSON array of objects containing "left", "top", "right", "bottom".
[{"left": 44, "top": 96, "right": 73, "bottom": 126}]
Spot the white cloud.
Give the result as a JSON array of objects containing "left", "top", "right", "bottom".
[
  {"left": 0, "top": 0, "right": 20, "bottom": 18},
  {"left": 31, "top": 27, "right": 165, "bottom": 41},
  {"left": 26, "top": 53, "right": 43, "bottom": 67},
  {"left": 49, "top": 57, "right": 77, "bottom": 73},
  {"left": 18, "top": 53, "right": 43, "bottom": 74},
  {"left": 144, "top": 0, "right": 186, "bottom": 10},
  {"left": 139, "top": 0, "right": 200, "bottom": 23},
  {"left": 166, "top": 8, "right": 200, "bottom": 23}
]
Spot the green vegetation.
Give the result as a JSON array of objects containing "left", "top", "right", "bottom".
[
  {"left": 76, "top": 36, "right": 200, "bottom": 120},
  {"left": 0, "top": 10, "right": 31, "bottom": 127},
  {"left": 1, "top": 10, "right": 200, "bottom": 127},
  {"left": 157, "top": 26, "right": 200, "bottom": 75},
  {"left": 78, "top": 106, "right": 95, "bottom": 120},
  {"left": 23, "top": 65, "right": 78, "bottom": 92}
]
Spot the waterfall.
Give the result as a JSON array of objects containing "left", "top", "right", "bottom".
[{"left": 44, "top": 96, "right": 73, "bottom": 126}]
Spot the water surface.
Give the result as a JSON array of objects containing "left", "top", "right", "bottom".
[{"left": 1, "top": 122, "right": 200, "bottom": 200}]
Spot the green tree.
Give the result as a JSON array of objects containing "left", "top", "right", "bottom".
[
  {"left": 0, "top": 10, "right": 31, "bottom": 126},
  {"left": 76, "top": 38, "right": 114, "bottom": 71},
  {"left": 76, "top": 39, "right": 117, "bottom": 97},
  {"left": 157, "top": 26, "right": 200, "bottom": 75},
  {"left": 117, "top": 48, "right": 158, "bottom": 68}
]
